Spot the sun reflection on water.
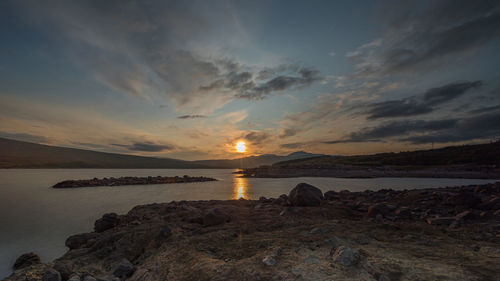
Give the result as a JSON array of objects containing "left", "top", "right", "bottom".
[{"left": 233, "top": 176, "right": 248, "bottom": 199}]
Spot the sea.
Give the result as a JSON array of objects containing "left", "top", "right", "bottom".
[{"left": 0, "top": 168, "right": 498, "bottom": 278}]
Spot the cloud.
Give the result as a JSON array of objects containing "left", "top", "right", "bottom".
[
  {"left": 14, "top": 1, "right": 319, "bottom": 112},
  {"left": 325, "top": 106, "right": 500, "bottom": 145},
  {"left": 348, "top": 0, "right": 500, "bottom": 76},
  {"left": 324, "top": 119, "right": 458, "bottom": 144},
  {"left": 400, "top": 110, "right": 500, "bottom": 144},
  {"left": 280, "top": 142, "right": 308, "bottom": 149},
  {"left": 243, "top": 131, "right": 271, "bottom": 145},
  {"left": 113, "top": 141, "right": 175, "bottom": 152},
  {"left": 0, "top": 132, "right": 49, "bottom": 143},
  {"left": 197, "top": 64, "right": 321, "bottom": 101},
  {"left": 468, "top": 105, "right": 500, "bottom": 114},
  {"left": 365, "top": 81, "right": 481, "bottom": 119},
  {"left": 177, "top": 115, "right": 207, "bottom": 119}
]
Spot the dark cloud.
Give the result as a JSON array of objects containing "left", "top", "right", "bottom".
[
  {"left": 238, "top": 68, "right": 320, "bottom": 100},
  {"left": 280, "top": 142, "right": 307, "bottom": 149},
  {"left": 326, "top": 107, "right": 500, "bottom": 145},
  {"left": 197, "top": 65, "right": 321, "bottom": 101},
  {"left": 177, "top": 115, "right": 207, "bottom": 119},
  {"left": 349, "top": 0, "right": 500, "bottom": 76},
  {"left": 325, "top": 119, "right": 458, "bottom": 144},
  {"left": 0, "top": 132, "right": 49, "bottom": 143},
  {"left": 365, "top": 81, "right": 481, "bottom": 119},
  {"left": 468, "top": 105, "right": 500, "bottom": 114},
  {"left": 401, "top": 110, "right": 500, "bottom": 144},
  {"left": 243, "top": 131, "right": 271, "bottom": 145},
  {"left": 113, "top": 141, "right": 175, "bottom": 152}
]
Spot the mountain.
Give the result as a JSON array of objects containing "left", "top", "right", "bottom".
[
  {"left": 0, "top": 138, "right": 324, "bottom": 168},
  {"left": 191, "top": 151, "right": 324, "bottom": 168},
  {"left": 0, "top": 138, "right": 206, "bottom": 168}
]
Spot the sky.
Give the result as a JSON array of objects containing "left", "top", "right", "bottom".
[{"left": 1, "top": 0, "right": 500, "bottom": 160}]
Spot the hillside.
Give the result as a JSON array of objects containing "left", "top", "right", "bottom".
[
  {"left": 274, "top": 141, "right": 500, "bottom": 168},
  {"left": 0, "top": 138, "right": 204, "bottom": 168},
  {"left": 0, "top": 138, "right": 322, "bottom": 169},
  {"left": 239, "top": 141, "right": 500, "bottom": 178}
]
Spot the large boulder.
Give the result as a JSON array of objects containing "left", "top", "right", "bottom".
[
  {"left": 288, "top": 183, "right": 324, "bottom": 206},
  {"left": 94, "top": 213, "right": 120, "bottom": 233},
  {"left": 13, "top": 252, "right": 41, "bottom": 270}
]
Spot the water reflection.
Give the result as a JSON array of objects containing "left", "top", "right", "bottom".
[{"left": 233, "top": 176, "right": 248, "bottom": 199}]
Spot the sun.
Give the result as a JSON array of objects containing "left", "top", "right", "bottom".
[{"left": 235, "top": 141, "right": 246, "bottom": 153}]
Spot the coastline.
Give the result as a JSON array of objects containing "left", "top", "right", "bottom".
[
  {"left": 237, "top": 165, "right": 500, "bottom": 179},
  {"left": 5, "top": 182, "right": 499, "bottom": 281}
]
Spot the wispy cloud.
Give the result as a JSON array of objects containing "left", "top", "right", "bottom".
[{"left": 348, "top": 1, "right": 500, "bottom": 77}]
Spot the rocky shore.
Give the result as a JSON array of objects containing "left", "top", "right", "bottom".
[
  {"left": 52, "top": 176, "right": 217, "bottom": 188},
  {"left": 5, "top": 182, "right": 500, "bottom": 281}
]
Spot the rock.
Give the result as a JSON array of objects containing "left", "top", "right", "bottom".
[
  {"left": 262, "top": 255, "right": 276, "bottom": 266},
  {"left": 331, "top": 246, "right": 360, "bottom": 267},
  {"left": 158, "top": 225, "right": 172, "bottom": 239},
  {"left": 324, "top": 237, "right": 345, "bottom": 249},
  {"left": 395, "top": 207, "right": 412, "bottom": 219},
  {"left": 202, "top": 208, "right": 230, "bottom": 226},
  {"left": 53, "top": 261, "right": 73, "bottom": 280},
  {"left": 288, "top": 183, "right": 324, "bottom": 206},
  {"left": 111, "top": 259, "right": 135, "bottom": 278},
  {"left": 367, "top": 204, "right": 391, "bottom": 218},
  {"left": 446, "top": 192, "right": 481, "bottom": 208},
  {"left": 68, "top": 275, "right": 81, "bottom": 281},
  {"left": 279, "top": 194, "right": 288, "bottom": 201},
  {"left": 426, "top": 217, "right": 456, "bottom": 225},
  {"left": 478, "top": 197, "right": 500, "bottom": 210},
  {"left": 378, "top": 274, "right": 391, "bottom": 281},
  {"left": 83, "top": 276, "right": 97, "bottom": 281},
  {"left": 354, "top": 234, "right": 372, "bottom": 245},
  {"left": 42, "top": 269, "right": 62, "bottom": 281},
  {"left": 309, "top": 227, "right": 329, "bottom": 234},
  {"left": 303, "top": 255, "right": 320, "bottom": 264},
  {"left": 324, "top": 191, "right": 338, "bottom": 201},
  {"left": 94, "top": 213, "right": 119, "bottom": 233},
  {"left": 66, "top": 233, "right": 97, "bottom": 249},
  {"left": 280, "top": 207, "right": 298, "bottom": 216},
  {"left": 448, "top": 220, "right": 461, "bottom": 229},
  {"left": 455, "top": 210, "right": 475, "bottom": 221},
  {"left": 12, "top": 252, "right": 41, "bottom": 270}
]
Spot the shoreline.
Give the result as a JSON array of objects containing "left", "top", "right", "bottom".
[
  {"left": 237, "top": 166, "right": 500, "bottom": 179},
  {"left": 5, "top": 181, "right": 499, "bottom": 281}
]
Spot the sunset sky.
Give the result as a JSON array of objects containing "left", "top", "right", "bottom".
[{"left": 1, "top": 0, "right": 499, "bottom": 160}]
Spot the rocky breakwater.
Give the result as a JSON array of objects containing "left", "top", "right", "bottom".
[
  {"left": 5, "top": 182, "right": 500, "bottom": 281},
  {"left": 52, "top": 175, "right": 217, "bottom": 188}
]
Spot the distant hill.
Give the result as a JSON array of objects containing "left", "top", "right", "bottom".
[
  {"left": 273, "top": 141, "right": 500, "bottom": 168},
  {"left": 191, "top": 151, "right": 324, "bottom": 168},
  {"left": 0, "top": 138, "right": 324, "bottom": 168},
  {"left": 0, "top": 138, "right": 205, "bottom": 168}
]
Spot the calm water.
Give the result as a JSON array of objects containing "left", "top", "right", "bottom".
[{"left": 0, "top": 169, "right": 498, "bottom": 278}]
